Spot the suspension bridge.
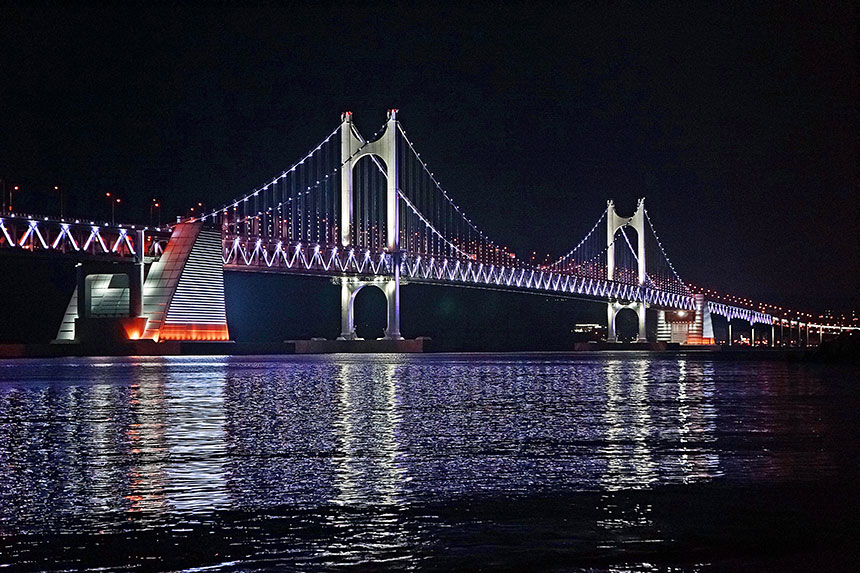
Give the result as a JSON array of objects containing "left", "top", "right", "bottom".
[{"left": 0, "top": 110, "right": 851, "bottom": 348}]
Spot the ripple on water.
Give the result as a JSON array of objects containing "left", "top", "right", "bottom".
[{"left": 0, "top": 354, "right": 857, "bottom": 570}]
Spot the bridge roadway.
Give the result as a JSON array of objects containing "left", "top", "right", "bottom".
[
  {"left": 2, "top": 112, "right": 852, "bottom": 346},
  {"left": 1, "top": 211, "right": 841, "bottom": 348}
]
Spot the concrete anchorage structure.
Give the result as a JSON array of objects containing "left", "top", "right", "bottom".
[
  {"left": 606, "top": 198, "right": 647, "bottom": 342},
  {"left": 55, "top": 221, "right": 229, "bottom": 345},
  {"left": 655, "top": 294, "right": 716, "bottom": 345},
  {"left": 337, "top": 109, "right": 403, "bottom": 340}
]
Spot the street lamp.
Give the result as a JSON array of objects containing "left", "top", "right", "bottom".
[
  {"left": 106, "top": 192, "right": 120, "bottom": 225},
  {"left": 150, "top": 198, "right": 161, "bottom": 226},
  {"left": 10, "top": 185, "right": 19, "bottom": 212},
  {"left": 54, "top": 186, "right": 64, "bottom": 218}
]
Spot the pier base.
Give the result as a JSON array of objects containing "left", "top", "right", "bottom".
[
  {"left": 291, "top": 338, "right": 430, "bottom": 354},
  {"left": 575, "top": 341, "right": 672, "bottom": 351}
]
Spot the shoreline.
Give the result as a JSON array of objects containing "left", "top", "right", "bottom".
[{"left": 0, "top": 340, "right": 851, "bottom": 363}]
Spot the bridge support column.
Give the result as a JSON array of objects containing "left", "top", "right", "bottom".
[
  {"left": 607, "top": 303, "right": 617, "bottom": 342},
  {"left": 337, "top": 276, "right": 402, "bottom": 341},
  {"left": 656, "top": 310, "right": 671, "bottom": 342},
  {"left": 771, "top": 324, "right": 775, "bottom": 347},
  {"left": 339, "top": 110, "right": 403, "bottom": 340},
  {"left": 607, "top": 301, "right": 647, "bottom": 343},
  {"left": 727, "top": 321, "right": 733, "bottom": 346},
  {"left": 338, "top": 280, "right": 359, "bottom": 340},
  {"left": 383, "top": 269, "right": 402, "bottom": 340}
]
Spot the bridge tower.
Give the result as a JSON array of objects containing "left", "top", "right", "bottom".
[
  {"left": 606, "top": 198, "right": 647, "bottom": 342},
  {"left": 338, "top": 110, "right": 403, "bottom": 340}
]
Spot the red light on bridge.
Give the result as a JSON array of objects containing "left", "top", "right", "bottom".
[
  {"left": 158, "top": 323, "right": 230, "bottom": 342},
  {"left": 122, "top": 317, "right": 148, "bottom": 341}
]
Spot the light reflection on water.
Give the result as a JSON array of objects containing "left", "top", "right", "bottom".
[{"left": 0, "top": 353, "right": 854, "bottom": 569}]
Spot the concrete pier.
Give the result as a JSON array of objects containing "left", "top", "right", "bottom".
[{"left": 291, "top": 338, "right": 430, "bottom": 354}]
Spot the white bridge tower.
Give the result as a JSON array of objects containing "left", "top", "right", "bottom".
[
  {"left": 338, "top": 110, "right": 403, "bottom": 340},
  {"left": 606, "top": 198, "right": 647, "bottom": 342}
]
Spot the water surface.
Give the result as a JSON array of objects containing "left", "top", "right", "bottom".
[{"left": 0, "top": 354, "right": 857, "bottom": 570}]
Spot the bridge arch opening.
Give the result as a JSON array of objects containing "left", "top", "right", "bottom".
[
  {"left": 350, "top": 155, "right": 388, "bottom": 251},
  {"left": 726, "top": 317, "right": 752, "bottom": 346},
  {"left": 352, "top": 283, "right": 388, "bottom": 340},
  {"left": 613, "top": 307, "right": 640, "bottom": 342}
]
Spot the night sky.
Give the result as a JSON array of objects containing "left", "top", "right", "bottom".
[{"left": 1, "top": 2, "right": 857, "bottom": 312}]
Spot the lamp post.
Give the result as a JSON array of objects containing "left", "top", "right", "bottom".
[
  {"left": 149, "top": 199, "right": 161, "bottom": 227},
  {"left": 106, "top": 192, "right": 120, "bottom": 225},
  {"left": 55, "top": 186, "right": 64, "bottom": 218},
  {"left": 188, "top": 202, "right": 203, "bottom": 220},
  {"left": 10, "top": 185, "right": 19, "bottom": 212}
]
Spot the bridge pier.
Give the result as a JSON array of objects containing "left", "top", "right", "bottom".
[
  {"left": 607, "top": 301, "right": 647, "bottom": 342},
  {"left": 337, "top": 110, "right": 403, "bottom": 341},
  {"left": 384, "top": 267, "right": 403, "bottom": 340},
  {"left": 656, "top": 310, "right": 671, "bottom": 342},
  {"left": 337, "top": 276, "right": 402, "bottom": 341}
]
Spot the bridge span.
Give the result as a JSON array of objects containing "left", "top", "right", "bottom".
[{"left": 1, "top": 111, "right": 851, "bottom": 348}]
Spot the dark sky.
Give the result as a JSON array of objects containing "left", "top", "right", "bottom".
[{"left": 1, "top": 1, "right": 857, "bottom": 312}]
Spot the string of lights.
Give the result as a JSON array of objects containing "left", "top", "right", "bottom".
[
  {"left": 397, "top": 124, "right": 487, "bottom": 237},
  {"left": 200, "top": 124, "right": 342, "bottom": 222},
  {"left": 643, "top": 207, "right": 690, "bottom": 293},
  {"left": 550, "top": 208, "right": 608, "bottom": 268}
]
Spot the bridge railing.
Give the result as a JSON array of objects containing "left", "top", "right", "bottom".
[
  {"left": 0, "top": 213, "right": 170, "bottom": 259},
  {"left": 222, "top": 234, "right": 697, "bottom": 309}
]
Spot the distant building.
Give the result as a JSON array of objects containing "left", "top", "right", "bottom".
[{"left": 572, "top": 323, "right": 606, "bottom": 341}]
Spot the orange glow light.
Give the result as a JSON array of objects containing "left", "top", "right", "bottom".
[{"left": 158, "top": 323, "right": 230, "bottom": 341}]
